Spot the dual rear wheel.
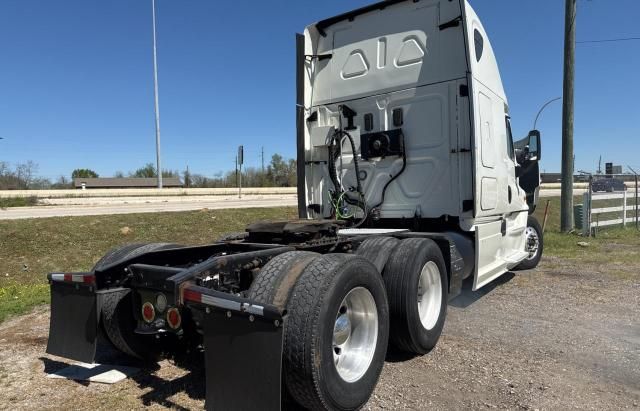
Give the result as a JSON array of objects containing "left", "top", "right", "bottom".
[
  {"left": 248, "top": 252, "right": 389, "bottom": 410},
  {"left": 248, "top": 237, "right": 448, "bottom": 410},
  {"left": 96, "top": 239, "right": 448, "bottom": 409}
]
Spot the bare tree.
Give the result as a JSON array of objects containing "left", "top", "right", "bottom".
[{"left": 15, "top": 161, "right": 38, "bottom": 189}]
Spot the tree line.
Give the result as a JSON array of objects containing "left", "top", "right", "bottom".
[
  {"left": 0, "top": 154, "right": 296, "bottom": 190},
  {"left": 187, "top": 154, "right": 296, "bottom": 188}
]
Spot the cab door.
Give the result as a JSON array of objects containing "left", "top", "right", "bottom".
[{"left": 473, "top": 89, "right": 501, "bottom": 218}]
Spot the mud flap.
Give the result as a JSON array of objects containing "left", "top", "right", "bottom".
[
  {"left": 183, "top": 286, "right": 284, "bottom": 411},
  {"left": 202, "top": 311, "right": 283, "bottom": 411},
  {"left": 46, "top": 279, "right": 99, "bottom": 364}
]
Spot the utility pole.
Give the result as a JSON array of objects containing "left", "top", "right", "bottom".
[
  {"left": 560, "top": 0, "right": 577, "bottom": 232},
  {"left": 238, "top": 145, "right": 244, "bottom": 198},
  {"left": 261, "top": 147, "right": 265, "bottom": 172},
  {"left": 597, "top": 156, "right": 602, "bottom": 174},
  {"left": 151, "top": 0, "right": 163, "bottom": 189}
]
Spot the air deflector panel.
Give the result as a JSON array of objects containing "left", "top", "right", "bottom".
[{"left": 310, "top": 0, "right": 467, "bottom": 105}]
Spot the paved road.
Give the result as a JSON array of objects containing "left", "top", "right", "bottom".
[
  {"left": 0, "top": 187, "right": 296, "bottom": 199},
  {"left": 0, "top": 195, "right": 297, "bottom": 220},
  {"left": 538, "top": 188, "right": 588, "bottom": 197},
  {"left": 0, "top": 189, "right": 587, "bottom": 220}
]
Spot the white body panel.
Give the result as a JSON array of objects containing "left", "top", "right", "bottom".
[{"left": 302, "top": 0, "right": 533, "bottom": 290}]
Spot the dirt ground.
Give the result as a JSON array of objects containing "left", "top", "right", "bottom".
[{"left": 0, "top": 255, "right": 638, "bottom": 410}]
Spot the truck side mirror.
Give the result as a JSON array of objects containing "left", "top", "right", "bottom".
[
  {"left": 515, "top": 130, "right": 542, "bottom": 164},
  {"left": 526, "top": 130, "right": 541, "bottom": 161}
]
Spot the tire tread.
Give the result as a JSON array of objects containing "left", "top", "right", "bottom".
[
  {"left": 284, "top": 254, "right": 350, "bottom": 409},
  {"left": 355, "top": 236, "right": 399, "bottom": 273}
]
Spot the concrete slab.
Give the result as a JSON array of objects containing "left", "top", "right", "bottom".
[{"left": 47, "top": 362, "right": 139, "bottom": 384}]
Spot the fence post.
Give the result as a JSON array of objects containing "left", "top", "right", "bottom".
[
  {"left": 582, "top": 191, "right": 590, "bottom": 236},
  {"left": 622, "top": 190, "right": 628, "bottom": 227},
  {"left": 634, "top": 173, "right": 638, "bottom": 230}
]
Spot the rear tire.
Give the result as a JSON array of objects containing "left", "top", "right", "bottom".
[
  {"left": 95, "top": 243, "right": 180, "bottom": 360},
  {"left": 250, "top": 254, "right": 390, "bottom": 410},
  {"left": 248, "top": 251, "right": 320, "bottom": 308},
  {"left": 383, "top": 238, "right": 448, "bottom": 355},
  {"left": 101, "top": 291, "right": 160, "bottom": 361},
  {"left": 355, "top": 236, "right": 399, "bottom": 273},
  {"left": 93, "top": 242, "right": 180, "bottom": 272},
  {"left": 514, "top": 216, "right": 543, "bottom": 270},
  {"left": 247, "top": 251, "right": 321, "bottom": 408}
]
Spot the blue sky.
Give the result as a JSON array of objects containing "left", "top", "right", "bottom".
[{"left": 0, "top": 0, "right": 638, "bottom": 180}]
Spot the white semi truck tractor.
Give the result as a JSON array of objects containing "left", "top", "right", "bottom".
[{"left": 46, "top": 1, "right": 543, "bottom": 409}]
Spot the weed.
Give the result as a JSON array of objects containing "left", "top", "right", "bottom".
[{"left": 0, "top": 197, "right": 38, "bottom": 208}]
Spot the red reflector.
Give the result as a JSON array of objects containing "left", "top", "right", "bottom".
[
  {"left": 83, "top": 275, "right": 95, "bottom": 284},
  {"left": 167, "top": 308, "right": 182, "bottom": 329},
  {"left": 183, "top": 288, "right": 202, "bottom": 303},
  {"left": 141, "top": 302, "right": 155, "bottom": 323},
  {"left": 64, "top": 274, "right": 72, "bottom": 282}
]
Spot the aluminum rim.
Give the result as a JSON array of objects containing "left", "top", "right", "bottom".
[
  {"left": 332, "top": 287, "right": 378, "bottom": 383},
  {"left": 525, "top": 227, "right": 540, "bottom": 260},
  {"left": 417, "top": 261, "right": 442, "bottom": 330}
]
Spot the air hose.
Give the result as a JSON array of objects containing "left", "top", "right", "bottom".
[{"left": 328, "top": 128, "right": 367, "bottom": 222}]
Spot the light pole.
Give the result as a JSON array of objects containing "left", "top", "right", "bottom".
[
  {"left": 533, "top": 97, "right": 561, "bottom": 130},
  {"left": 151, "top": 0, "right": 163, "bottom": 189}
]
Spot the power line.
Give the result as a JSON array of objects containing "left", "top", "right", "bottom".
[{"left": 577, "top": 36, "right": 640, "bottom": 44}]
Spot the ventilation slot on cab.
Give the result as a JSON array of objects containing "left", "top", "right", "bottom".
[
  {"left": 364, "top": 113, "right": 373, "bottom": 131},
  {"left": 392, "top": 108, "right": 403, "bottom": 127}
]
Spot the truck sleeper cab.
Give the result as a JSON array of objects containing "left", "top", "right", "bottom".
[
  {"left": 46, "top": 1, "right": 543, "bottom": 410},
  {"left": 298, "top": 0, "right": 542, "bottom": 289}
]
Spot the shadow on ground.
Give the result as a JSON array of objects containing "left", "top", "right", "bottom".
[
  {"left": 449, "top": 272, "right": 516, "bottom": 309},
  {"left": 41, "top": 335, "right": 206, "bottom": 408}
]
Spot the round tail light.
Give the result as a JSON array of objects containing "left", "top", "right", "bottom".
[
  {"left": 141, "top": 302, "right": 155, "bottom": 323},
  {"left": 166, "top": 308, "right": 182, "bottom": 329}
]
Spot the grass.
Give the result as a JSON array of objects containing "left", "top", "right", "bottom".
[
  {"left": 0, "top": 196, "right": 38, "bottom": 208},
  {"left": 533, "top": 196, "right": 640, "bottom": 266},
  {"left": 0, "top": 284, "right": 49, "bottom": 324},
  {"left": 0, "top": 207, "right": 297, "bottom": 322}
]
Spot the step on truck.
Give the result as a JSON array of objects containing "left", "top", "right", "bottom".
[{"left": 46, "top": 1, "right": 543, "bottom": 409}]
